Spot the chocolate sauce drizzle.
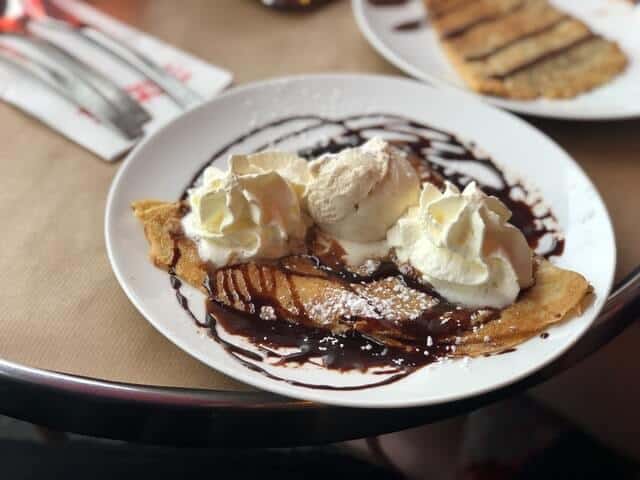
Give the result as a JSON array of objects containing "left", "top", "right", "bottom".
[
  {"left": 200, "top": 256, "right": 475, "bottom": 390},
  {"left": 441, "top": 0, "right": 527, "bottom": 39},
  {"left": 173, "top": 113, "right": 564, "bottom": 389},
  {"left": 168, "top": 247, "right": 199, "bottom": 326},
  {"left": 368, "top": 0, "right": 474, "bottom": 19},
  {"left": 261, "top": 0, "right": 332, "bottom": 10},
  {"left": 429, "top": 0, "right": 476, "bottom": 19},
  {"left": 367, "top": 0, "right": 410, "bottom": 6},
  {"left": 489, "top": 34, "right": 596, "bottom": 80},
  {"left": 464, "top": 16, "right": 569, "bottom": 62},
  {"left": 374, "top": 1, "right": 583, "bottom": 82},
  {"left": 393, "top": 18, "right": 426, "bottom": 32}
]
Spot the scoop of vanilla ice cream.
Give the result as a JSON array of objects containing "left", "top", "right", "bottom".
[
  {"left": 229, "top": 151, "right": 310, "bottom": 198},
  {"left": 388, "top": 181, "right": 533, "bottom": 308},
  {"left": 182, "top": 152, "right": 310, "bottom": 266},
  {"left": 305, "top": 138, "right": 421, "bottom": 242}
]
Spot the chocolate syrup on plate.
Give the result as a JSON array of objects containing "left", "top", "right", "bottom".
[
  {"left": 261, "top": 0, "right": 332, "bottom": 10},
  {"left": 441, "top": 0, "right": 527, "bottom": 39},
  {"left": 173, "top": 113, "right": 564, "bottom": 389},
  {"left": 464, "top": 16, "right": 569, "bottom": 62},
  {"left": 367, "top": 0, "right": 410, "bottom": 6},
  {"left": 489, "top": 34, "right": 596, "bottom": 81},
  {"left": 376, "top": 0, "right": 590, "bottom": 79},
  {"left": 393, "top": 18, "right": 425, "bottom": 32}
]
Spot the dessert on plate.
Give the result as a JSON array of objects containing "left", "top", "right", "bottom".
[
  {"left": 423, "top": 0, "right": 628, "bottom": 99},
  {"left": 133, "top": 130, "right": 591, "bottom": 388}
]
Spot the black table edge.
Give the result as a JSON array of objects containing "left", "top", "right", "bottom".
[{"left": 0, "top": 266, "right": 638, "bottom": 447}]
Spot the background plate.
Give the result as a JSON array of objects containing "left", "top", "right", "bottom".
[
  {"left": 353, "top": 0, "right": 640, "bottom": 120},
  {"left": 106, "top": 74, "right": 615, "bottom": 408}
]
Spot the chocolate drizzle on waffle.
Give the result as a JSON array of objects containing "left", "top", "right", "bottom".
[
  {"left": 488, "top": 33, "right": 596, "bottom": 80},
  {"left": 393, "top": 18, "right": 425, "bottom": 31},
  {"left": 464, "top": 16, "right": 569, "bottom": 62},
  {"left": 423, "top": 0, "right": 627, "bottom": 99},
  {"left": 440, "top": 0, "right": 527, "bottom": 39},
  {"left": 367, "top": 0, "right": 411, "bottom": 6},
  {"left": 429, "top": 0, "right": 477, "bottom": 19},
  {"left": 172, "top": 113, "right": 563, "bottom": 389}
]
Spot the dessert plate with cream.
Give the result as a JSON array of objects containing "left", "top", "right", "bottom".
[
  {"left": 353, "top": 0, "right": 640, "bottom": 120},
  {"left": 105, "top": 75, "right": 615, "bottom": 408}
]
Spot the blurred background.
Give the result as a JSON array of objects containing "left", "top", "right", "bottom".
[{"left": 0, "top": 1, "right": 638, "bottom": 478}]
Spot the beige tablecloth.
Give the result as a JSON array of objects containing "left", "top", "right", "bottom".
[{"left": 0, "top": 0, "right": 638, "bottom": 394}]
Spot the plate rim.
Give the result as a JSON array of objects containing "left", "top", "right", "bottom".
[
  {"left": 351, "top": 0, "right": 640, "bottom": 121},
  {"left": 105, "top": 73, "right": 616, "bottom": 408}
]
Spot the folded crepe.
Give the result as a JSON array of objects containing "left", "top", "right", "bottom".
[
  {"left": 133, "top": 199, "right": 592, "bottom": 358},
  {"left": 423, "top": 0, "right": 627, "bottom": 99}
]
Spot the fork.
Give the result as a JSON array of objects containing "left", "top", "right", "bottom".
[
  {"left": 0, "top": 45, "right": 144, "bottom": 139},
  {"left": 0, "top": 0, "right": 151, "bottom": 135},
  {"left": 25, "top": 0, "right": 203, "bottom": 109},
  {"left": 4, "top": 34, "right": 150, "bottom": 135}
]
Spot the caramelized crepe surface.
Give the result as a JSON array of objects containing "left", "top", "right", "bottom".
[
  {"left": 423, "top": 0, "right": 627, "bottom": 99},
  {"left": 133, "top": 200, "right": 591, "bottom": 358}
]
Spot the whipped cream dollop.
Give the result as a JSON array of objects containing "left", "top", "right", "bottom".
[
  {"left": 388, "top": 181, "right": 533, "bottom": 309},
  {"left": 182, "top": 152, "right": 311, "bottom": 266},
  {"left": 305, "top": 138, "right": 421, "bottom": 244}
]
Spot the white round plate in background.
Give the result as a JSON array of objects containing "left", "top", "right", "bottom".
[
  {"left": 106, "top": 75, "right": 615, "bottom": 408},
  {"left": 353, "top": 0, "right": 640, "bottom": 120}
]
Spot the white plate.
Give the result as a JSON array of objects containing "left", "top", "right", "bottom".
[
  {"left": 353, "top": 0, "right": 640, "bottom": 120},
  {"left": 105, "top": 74, "right": 615, "bottom": 408}
]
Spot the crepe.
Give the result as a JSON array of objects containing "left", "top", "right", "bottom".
[
  {"left": 423, "top": 0, "right": 628, "bottom": 99},
  {"left": 133, "top": 200, "right": 592, "bottom": 357}
]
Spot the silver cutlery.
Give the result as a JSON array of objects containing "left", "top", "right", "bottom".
[
  {"left": 0, "top": 44, "right": 143, "bottom": 139},
  {"left": 1, "top": 33, "right": 150, "bottom": 132},
  {"left": 26, "top": 7, "right": 202, "bottom": 110},
  {"left": 0, "top": 0, "right": 204, "bottom": 140},
  {"left": 74, "top": 24, "right": 202, "bottom": 109},
  {"left": 0, "top": 0, "right": 153, "bottom": 140}
]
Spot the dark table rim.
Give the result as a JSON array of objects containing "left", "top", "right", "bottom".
[{"left": 1, "top": 266, "right": 638, "bottom": 447}]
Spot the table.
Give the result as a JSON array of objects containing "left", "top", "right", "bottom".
[{"left": 0, "top": 0, "right": 638, "bottom": 446}]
